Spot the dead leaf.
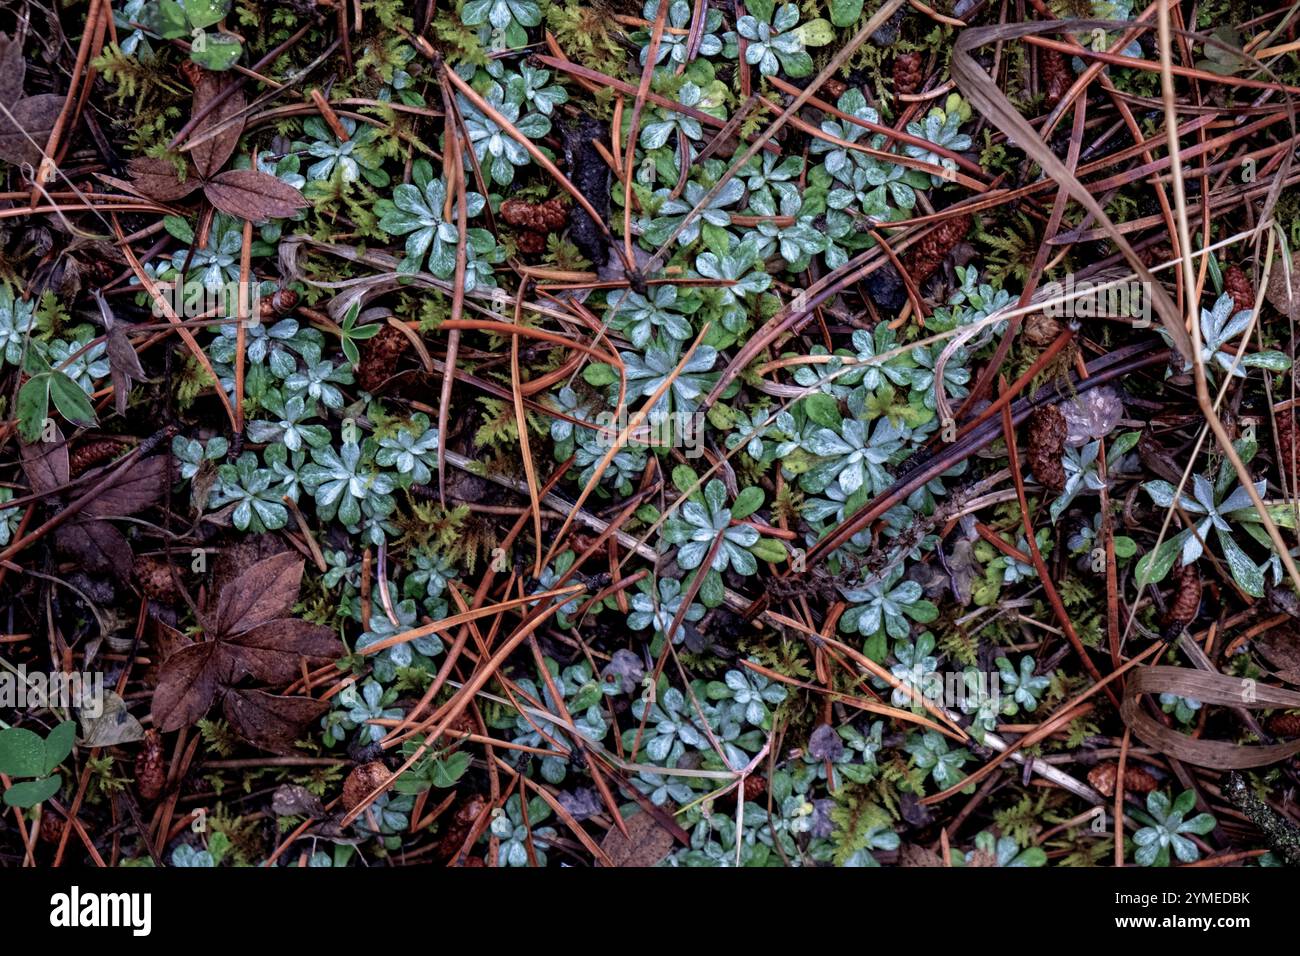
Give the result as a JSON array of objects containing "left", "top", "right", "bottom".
[
  {"left": 0, "top": 33, "right": 25, "bottom": 105},
  {"left": 0, "top": 93, "right": 64, "bottom": 167},
  {"left": 151, "top": 642, "right": 221, "bottom": 732},
  {"left": 126, "top": 156, "right": 202, "bottom": 201},
  {"left": 1254, "top": 625, "right": 1300, "bottom": 684},
  {"left": 54, "top": 520, "right": 133, "bottom": 578},
  {"left": 82, "top": 455, "right": 167, "bottom": 516},
  {"left": 94, "top": 289, "right": 147, "bottom": 415},
  {"left": 78, "top": 689, "right": 146, "bottom": 747},
  {"left": 897, "top": 842, "right": 944, "bottom": 867},
  {"left": 272, "top": 784, "right": 325, "bottom": 818},
  {"left": 222, "top": 688, "right": 328, "bottom": 755},
  {"left": 212, "top": 551, "right": 304, "bottom": 636},
  {"left": 599, "top": 809, "right": 675, "bottom": 867},
  {"left": 149, "top": 552, "right": 342, "bottom": 748},
  {"left": 221, "top": 618, "right": 342, "bottom": 684},
  {"left": 1121, "top": 665, "right": 1300, "bottom": 768},
  {"left": 21, "top": 428, "right": 69, "bottom": 495},
  {"left": 204, "top": 168, "right": 309, "bottom": 221},
  {"left": 189, "top": 73, "right": 246, "bottom": 179},
  {"left": 1265, "top": 252, "right": 1300, "bottom": 322}
]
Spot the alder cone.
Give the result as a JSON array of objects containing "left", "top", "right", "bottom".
[
  {"left": 135, "top": 729, "right": 166, "bottom": 801},
  {"left": 437, "top": 793, "right": 487, "bottom": 862},
  {"left": 1087, "top": 762, "right": 1158, "bottom": 798},
  {"left": 134, "top": 555, "right": 182, "bottom": 604},
  {"left": 39, "top": 811, "right": 65, "bottom": 844},
  {"left": 1042, "top": 48, "right": 1071, "bottom": 108},
  {"left": 1162, "top": 562, "right": 1202, "bottom": 637},
  {"left": 1277, "top": 409, "right": 1298, "bottom": 481},
  {"left": 1026, "top": 404, "right": 1067, "bottom": 493},
  {"left": 893, "top": 52, "right": 923, "bottom": 95},
  {"left": 500, "top": 197, "right": 567, "bottom": 232},
  {"left": 260, "top": 288, "right": 299, "bottom": 321},
  {"left": 821, "top": 77, "right": 848, "bottom": 100},
  {"left": 903, "top": 214, "right": 972, "bottom": 288},
  {"left": 356, "top": 324, "right": 408, "bottom": 394},
  {"left": 342, "top": 760, "right": 390, "bottom": 812},
  {"left": 1223, "top": 264, "right": 1255, "bottom": 316},
  {"left": 516, "top": 229, "right": 548, "bottom": 255},
  {"left": 70, "top": 439, "right": 127, "bottom": 476},
  {"left": 1267, "top": 712, "right": 1300, "bottom": 737},
  {"left": 743, "top": 774, "right": 766, "bottom": 802}
]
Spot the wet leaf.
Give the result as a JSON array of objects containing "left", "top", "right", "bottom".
[
  {"left": 221, "top": 688, "right": 328, "bottom": 754},
  {"left": 189, "top": 72, "right": 246, "bottom": 178},
  {"left": 54, "top": 520, "right": 132, "bottom": 578},
  {"left": 0, "top": 33, "right": 25, "bottom": 105},
  {"left": 151, "top": 642, "right": 221, "bottom": 732},
  {"left": 78, "top": 690, "right": 146, "bottom": 747},
  {"left": 20, "top": 428, "right": 69, "bottom": 495},
  {"left": 126, "top": 156, "right": 201, "bottom": 201},
  {"left": 204, "top": 168, "right": 308, "bottom": 221},
  {"left": 213, "top": 551, "right": 304, "bottom": 636},
  {"left": 599, "top": 809, "right": 675, "bottom": 867},
  {"left": 0, "top": 93, "right": 63, "bottom": 167},
  {"left": 83, "top": 455, "right": 168, "bottom": 517},
  {"left": 149, "top": 551, "right": 342, "bottom": 745}
]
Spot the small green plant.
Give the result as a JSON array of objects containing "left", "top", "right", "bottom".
[
  {"left": 1131, "top": 790, "right": 1216, "bottom": 866},
  {"left": 0, "top": 721, "right": 75, "bottom": 808},
  {"left": 139, "top": 0, "right": 243, "bottom": 71}
]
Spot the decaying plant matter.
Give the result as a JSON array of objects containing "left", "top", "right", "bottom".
[{"left": 2, "top": 0, "right": 1300, "bottom": 871}]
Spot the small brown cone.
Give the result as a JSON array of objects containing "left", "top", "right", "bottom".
[
  {"left": 342, "top": 761, "right": 390, "bottom": 812},
  {"left": 135, "top": 729, "right": 166, "bottom": 801},
  {"left": 1026, "top": 405, "right": 1067, "bottom": 494},
  {"left": 70, "top": 439, "right": 128, "bottom": 476},
  {"left": 1087, "top": 762, "right": 1158, "bottom": 798},
  {"left": 1267, "top": 712, "right": 1300, "bottom": 737},
  {"left": 893, "top": 52, "right": 923, "bottom": 96},
  {"left": 1223, "top": 265, "right": 1255, "bottom": 316},
  {"left": 1277, "top": 409, "right": 1299, "bottom": 484},
  {"left": 1162, "top": 562, "right": 1202, "bottom": 638},
  {"left": 356, "top": 324, "right": 408, "bottom": 394},
  {"left": 134, "top": 555, "right": 182, "bottom": 604},
  {"left": 39, "top": 811, "right": 65, "bottom": 844},
  {"left": 1042, "top": 48, "right": 1071, "bottom": 108},
  {"left": 902, "top": 214, "right": 972, "bottom": 289}
]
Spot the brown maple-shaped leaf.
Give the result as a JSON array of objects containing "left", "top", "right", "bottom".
[
  {"left": 126, "top": 72, "right": 305, "bottom": 221},
  {"left": 43, "top": 453, "right": 168, "bottom": 580},
  {"left": 150, "top": 552, "right": 342, "bottom": 751},
  {"left": 128, "top": 154, "right": 307, "bottom": 220}
]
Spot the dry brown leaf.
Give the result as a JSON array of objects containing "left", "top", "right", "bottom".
[
  {"left": 189, "top": 72, "right": 247, "bottom": 179},
  {"left": 126, "top": 156, "right": 202, "bottom": 201},
  {"left": 0, "top": 93, "right": 64, "bottom": 167},
  {"left": 1121, "top": 665, "right": 1300, "bottom": 768},
  {"left": 204, "top": 168, "right": 309, "bottom": 221},
  {"left": 598, "top": 809, "right": 675, "bottom": 867}
]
